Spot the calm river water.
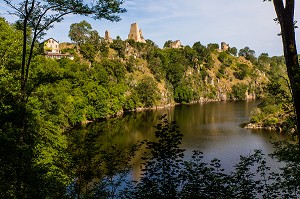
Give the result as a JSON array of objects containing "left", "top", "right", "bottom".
[{"left": 73, "top": 100, "right": 284, "bottom": 180}]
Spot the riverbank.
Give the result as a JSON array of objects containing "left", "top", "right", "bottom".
[
  {"left": 244, "top": 122, "right": 280, "bottom": 131},
  {"left": 81, "top": 98, "right": 254, "bottom": 125}
]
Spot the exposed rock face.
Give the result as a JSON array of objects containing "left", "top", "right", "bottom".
[
  {"left": 221, "top": 42, "right": 229, "bottom": 51},
  {"left": 245, "top": 90, "right": 256, "bottom": 100},
  {"left": 128, "top": 23, "right": 146, "bottom": 43},
  {"left": 105, "top": 30, "right": 113, "bottom": 43}
]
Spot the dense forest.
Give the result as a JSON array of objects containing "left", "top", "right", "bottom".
[{"left": 1, "top": 15, "right": 299, "bottom": 198}]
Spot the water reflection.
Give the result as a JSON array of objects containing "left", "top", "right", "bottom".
[{"left": 68, "top": 100, "right": 284, "bottom": 183}]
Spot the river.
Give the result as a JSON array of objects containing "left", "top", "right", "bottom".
[{"left": 69, "top": 100, "right": 284, "bottom": 181}]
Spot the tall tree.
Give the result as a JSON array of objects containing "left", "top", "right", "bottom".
[
  {"left": 68, "top": 20, "right": 93, "bottom": 45},
  {"left": 266, "top": 0, "right": 300, "bottom": 144},
  {"left": 238, "top": 46, "right": 256, "bottom": 62},
  {"left": 2, "top": 1, "right": 126, "bottom": 198}
]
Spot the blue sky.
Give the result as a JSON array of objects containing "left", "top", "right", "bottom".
[{"left": 1, "top": 0, "right": 299, "bottom": 56}]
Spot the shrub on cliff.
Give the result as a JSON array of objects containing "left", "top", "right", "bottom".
[{"left": 231, "top": 83, "right": 248, "bottom": 100}]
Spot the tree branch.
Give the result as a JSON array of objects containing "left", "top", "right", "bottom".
[
  {"left": 28, "top": 0, "right": 36, "bottom": 15},
  {"left": 25, "top": 0, "right": 29, "bottom": 15},
  {"left": 36, "top": 11, "right": 73, "bottom": 36},
  {"left": 24, "top": 10, "right": 72, "bottom": 91},
  {"left": 4, "top": 1, "right": 23, "bottom": 17}
]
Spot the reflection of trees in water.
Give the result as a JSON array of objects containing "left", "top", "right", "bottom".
[
  {"left": 66, "top": 115, "right": 141, "bottom": 198},
  {"left": 68, "top": 115, "right": 300, "bottom": 198},
  {"left": 66, "top": 101, "right": 258, "bottom": 196}
]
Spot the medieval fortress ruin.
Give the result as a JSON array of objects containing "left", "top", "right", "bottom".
[
  {"left": 46, "top": 22, "right": 230, "bottom": 60},
  {"left": 127, "top": 23, "right": 146, "bottom": 43},
  {"left": 94, "top": 22, "right": 231, "bottom": 51}
]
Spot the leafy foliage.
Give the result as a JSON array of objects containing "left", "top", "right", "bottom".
[
  {"left": 238, "top": 46, "right": 256, "bottom": 63},
  {"left": 231, "top": 83, "right": 248, "bottom": 100},
  {"left": 233, "top": 63, "right": 251, "bottom": 80},
  {"left": 68, "top": 20, "right": 93, "bottom": 45},
  {"left": 120, "top": 117, "right": 300, "bottom": 199},
  {"left": 1, "top": 14, "right": 297, "bottom": 198},
  {"left": 122, "top": 115, "right": 185, "bottom": 198},
  {"left": 249, "top": 54, "right": 295, "bottom": 133},
  {"left": 136, "top": 76, "right": 160, "bottom": 107},
  {"left": 174, "top": 84, "right": 194, "bottom": 103}
]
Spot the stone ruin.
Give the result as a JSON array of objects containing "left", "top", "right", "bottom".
[
  {"left": 169, "top": 40, "right": 182, "bottom": 49},
  {"left": 221, "top": 42, "right": 229, "bottom": 51},
  {"left": 128, "top": 23, "right": 146, "bottom": 43},
  {"left": 104, "top": 30, "right": 113, "bottom": 43}
]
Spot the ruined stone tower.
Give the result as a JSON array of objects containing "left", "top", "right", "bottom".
[
  {"left": 104, "top": 30, "right": 113, "bottom": 43},
  {"left": 221, "top": 42, "right": 229, "bottom": 51},
  {"left": 128, "top": 23, "right": 146, "bottom": 43},
  {"left": 169, "top": 40, "right": 182, "bottom": 48}
]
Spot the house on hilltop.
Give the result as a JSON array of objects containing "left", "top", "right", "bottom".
[
  {"left": 44, "top": 38, "right": 60, "bottom": 53},
  {"left": 42, "top": 38, "right": 74, "bottom": 60}
]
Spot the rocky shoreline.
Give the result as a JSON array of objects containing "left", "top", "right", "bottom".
[
  {"left": 244, "top": 122, "right": 282, "bottom": 132},
  {"left": 133, "top": 97, "right": 228, "bottom": 112}
]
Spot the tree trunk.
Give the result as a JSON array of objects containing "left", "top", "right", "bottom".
[{"left": 273, "top": 0, "right": 300, "bottom": 145}]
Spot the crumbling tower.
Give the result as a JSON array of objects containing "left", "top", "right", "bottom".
[
  {"left": 221, "top": 42, "right": 229, "bottom": 51},
  {"left": 104, "top": 30, "right": 113, "bottom": 43},
  {"left": 128, "top": 23, "right": 146, "bottom": 43},
  {"left": 169, "top": 40, "right": 182, "bottom": 48}
]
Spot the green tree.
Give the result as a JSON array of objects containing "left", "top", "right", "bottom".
[
  {"left": 136, "top": 76, "right": 160, "bottom": 107},
  {"left": 68, "top": 20, "right": 93, "bottom": 45},
  {"left": 231, "top": 83, "right": 248, "bottom": 100},
  {"left": 123, "top": 115, "right": 184, "bottom": 198},
  {"left": 228, "top": 47, "right": 238, "bottom": 56},
  {"left": 192, "top": 41, "right": 210, "bottom": 62},
  {"left": 146, "top": 39, "right": 158, "bottom": 47},
  {"left": 0, "top": 17, "right": 22, "bottom": 68},
  {"left": 183, "top": 46, "right": 198, "bottom": 67},
  {"left": 218, "top": 51, "right": 232, "bottom": 66},
  {"left": 80, "top": 42, "right": 97, "bottom": 62},
  {"left": 2, "top": 1, "right": 126, "bottom": 198},
  {"left": 89, "top": 30, "right": 101, "bottom": 49},
  {"left": 110, "top": 37, "right": 126, "bottom": 58},
  {"left": 238, "top": 46, "right": 256, "bottom": 62},
  {"left": 4, "top": 0, "right": 125, "bottom": 102},
  {"left": 258, "top": 53, "right": 271, "bottom": 71},
  {"left": 233, "top": 63, "right": 251, "bottom": 80},
  {"left": 174, "top": 84, "right": 194, "bottom": 103},
  {"left": 207, "top": 43, "right": 219, "bottom": 52},
  {"left": 163, "top": 40, "right": 173, "bottom": 48}
]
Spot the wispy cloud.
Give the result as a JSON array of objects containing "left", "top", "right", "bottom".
[{"left": 1, "top": 0, "right": 298, "bottom": 56}]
